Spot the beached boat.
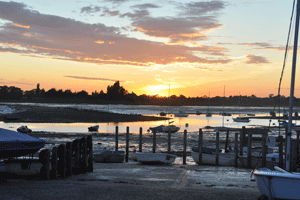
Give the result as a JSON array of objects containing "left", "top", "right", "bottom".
[
  {"left": 253, "top": 167, "right": 300, "bottom": 200},
  {"left": 148, "top": 124, "right": 180, "bottom": 133},
  {"left": 0, "top": 128, "right": 45, "bottom": 158},
  {"left": 17, "top": 126, "right": 32, "bottom": 133},
  {"left": 233, "top": 117, "right": 250, "bottom": 122},
  {"left": 94, "top": 149, "right": 125, "bottom": 163},
  {"left": 136, "top": 152, "right": 177, "bottom": 164},
  {"left": 253, "top": 1, "right": 300, "bottom": 199},
  {"left": 191, "top": 147, "right": 236, "bottom": 166},
  {"left": 88, "top": 125, "right": 99, "bottom": 131},
  {"left": 239, "top": 153, "right": 285, "bottom": 169}
]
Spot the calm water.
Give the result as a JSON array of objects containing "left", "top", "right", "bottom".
[
  {"left": 0, "top": 103, "right": 296, "bottom": 160},
  {"left": 0, "top": 102, "right": 289, "bottom": 134}
]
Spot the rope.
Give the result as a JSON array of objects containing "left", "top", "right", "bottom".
[{"left": 269, "top": 0, "right": 296, "bottom": 129}]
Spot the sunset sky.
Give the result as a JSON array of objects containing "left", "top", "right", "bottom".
[{"left": 0, "top": 0, "right": 298, "bottom": 98}]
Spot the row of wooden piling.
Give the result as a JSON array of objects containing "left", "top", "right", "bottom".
[
  {"left": 114, "top": 125, "right": 300, "bottom": 171},
  {"left": 39, "top": 135, "right": 93, "bottom": 180}
]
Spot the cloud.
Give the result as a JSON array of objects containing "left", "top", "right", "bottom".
[
  {"left": 245, "top": 54, "right": 270, "bottom": 64},
  {"left": 180, "top": 1, "right": 225, "bottom": 16},
  {"left": 217, "top": 42, "right": 288, "bottom": 51},
  {"left": 194, "top": 66, "right": 223, "bottom": 72},
  {"left": 80, "top": 6, "right": 101, "bottom": 14},
  {"left": 123, "top": 1, "right": 225, "bottom": 45},
  {"left": 0, "top": 1, "right": 231, "bottom": 66},
  {"left": 64, "top": 76, "right": 125, "bottom": 82},
  {"left": 131, "top": 4, "right": 159, "bottom": 9}
]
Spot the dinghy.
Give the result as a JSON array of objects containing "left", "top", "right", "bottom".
[
  {"left": 94, "top": 149, "right": 125, "bottom": 163},
  {"left": 136, "top": 152, "right": 177, "bottom": 164},
  {"left": 0, "top": 128, "right": 45, "bottom": 158}
]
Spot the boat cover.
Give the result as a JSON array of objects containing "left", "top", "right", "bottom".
[
  {"left": 192, "top": 147, "right": 222, "bottom": 154},
  {"left": 0, "top": 128, "right": 45, "bottom": 158}
]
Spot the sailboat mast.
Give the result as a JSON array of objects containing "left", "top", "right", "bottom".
[
  {"left": 222, "top": 86, "right": 225, "bottom": 127},
  {"left": 286, "top": 0, "right": 300, "bottom": 171}
]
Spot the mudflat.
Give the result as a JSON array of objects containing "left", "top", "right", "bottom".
[{"left": 0, "top": 104, "right": 167, "bottom": 123}]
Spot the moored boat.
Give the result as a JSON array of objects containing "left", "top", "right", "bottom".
[
  {"left": 88, "top": 125, "right": 99, "bottom": 132},
  {"left": 233, "top": 117, "right": 250, "bottom": 122},
  {"left": 17, "top": 126, "right": 32, "bottom": 133}
]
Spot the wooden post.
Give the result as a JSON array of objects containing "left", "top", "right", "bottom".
[
  {"left": 247, "top": 133, "right": 252, "bottom": 169},
  {"left": 153, "top": 129, "right": 156, "bottom": 153},
  {"left": 262, "top": 133, "right": 267, "bottom": 168},
  {"left": 87, "top": 135, "right": 93, "bottom": 172},
  {"left": 183, "top": 130, "right": 187, "bottom": 165},
  {"left": 240, "top": 127, "right": 245, "bottom": 156},
  {"left": 139, "top": 127, "right": 142, "bottom": 152},
  {"left": 278, "top": 136, "right": 284, "bottom": 169},
  {"left": 168, "top": 130, "right": 171, "bottom": 154},
  {"left": 39, "top": 149, "right": 50, "bottom": 180},
  {"left": 198, "top": 129, "right": 203, "bottom": 165},
  {"left": 66, "top": 142, "right": 73, "bottom": 177},
  {"left": 297, "top": 131, "right": 300, "bottom": 164},
  {"left": 80, "top": 137, "right": 87, "bottom": 174},
  {"left": 51, "top": 147, "right": 58, "bottom": 179},
  {"left": 216, "top": 132, "right": 219, "bottom": 166},
  {"left": 225, "top": 129, "right": 229, "bottom": 152},
  {"left": 58, "top": 144, "right": 66, "bottom": 178},
  {"left": 234, "top": 132, "right": 238, "bottom": 167},
  {"left": 126, "top": 126, "right": 129, "bottom": 162},
  {"left": 292, "top": 139, "right": 298, "bottom": 172},
  {"left": 115, "top": 126, "right": 119, "bottom": 151},
  {"left": 73, "top": 139, "right": 80, "bottom": 175}
]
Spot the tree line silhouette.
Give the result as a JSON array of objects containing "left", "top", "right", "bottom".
[{"left": 0, "top": 81, "right": 296, "bottom": 107}]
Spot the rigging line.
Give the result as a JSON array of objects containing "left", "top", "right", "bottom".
[
  {"left": 269, "top": 0, "right": 296, "bottom": 129},
  {"left": 275, "top": 0, "right": 296, "bottom": 109}
]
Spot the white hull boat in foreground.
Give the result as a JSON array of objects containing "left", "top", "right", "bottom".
[
  {"left": 136, "top": 152, "right": 177, "bottom": 164},
  {"left": 253, "top": 167, "right": 300, "bottom": 199}
]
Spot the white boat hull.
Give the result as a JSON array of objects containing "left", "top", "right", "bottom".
[
  {"left": 239, "top": 153, "right": 285, "bottom": 169},
  {"left": 191, "top": 151, "right": 236, "bottom": 166},
  {"left": 136, "top": 152, "right": 177, "bottom": 164},
  {"left": 253, "top": 168, "right": 300, "bottom": 199}
]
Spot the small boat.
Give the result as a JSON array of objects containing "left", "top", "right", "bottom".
[
  {"left": 233, "top": 117, "right": 250, "bottom": 122},
  {"left": 252, "top": 167, "right": 300, "bottom": 200},
  {"left": 17, "top": 126, "right": 32, "bottom": 133},
  {"left": 196, "top": 111, "right": 202, "bottom": 115},
  {"left": 94, "top": 149, "right": 125, "bottom": 163},
  {"left": 221, "top": 113, "right": 231, "bottom": 116},
  {"left": 0, "top": 128, "right": 45, "bottom": 158},
  {"left": 148, "top": 125, "right": 180, "bottom": 133},
  {"left": 247, "top": 113, "right": 255, "bottom": 116},
  {"left": 191, "top": 147, "right": 235, "bottom": 166},
  {"left": 136, "top": 152, "right": 177, "bottom": 164},
  {"left": 174, "top": 111, "right": 188, "bottom": 117},
  {"left": 205, "top": 113, "right": 212, "bottom": 117},
  {"left": 239, "top": 153, "right": 285, "bottom": 169},
  {"left": 159, "top": 112, "right": 166, "bottom": 116},
  {"left": 88, "top": 125, "right": 99, "bottom": 132}
]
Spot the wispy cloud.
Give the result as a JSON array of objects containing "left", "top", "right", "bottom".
[
  {"left": 64, "top": 76, "right": 125, "bottom": 82},
  {"left": 245, "top": 54, "right": 270, "bottom": 64}
]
